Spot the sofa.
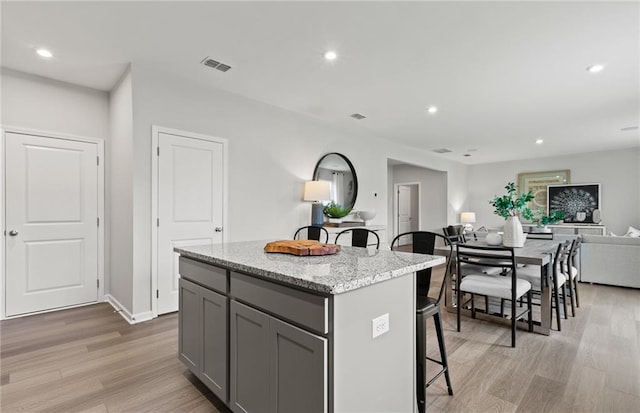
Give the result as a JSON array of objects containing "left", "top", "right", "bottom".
[{"left": 580, "top": 234, "right": 640, "bottom": 288}]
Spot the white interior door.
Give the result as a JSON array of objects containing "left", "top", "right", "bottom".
[
  {"left": 397, "top": 186, "right": 412, "bottom": 245},
  {"left": 5, "top": 132, "right": 99, "bottom": 316},
  {"left": 157, "top": 132, "right": 224, "bottom": 314}
]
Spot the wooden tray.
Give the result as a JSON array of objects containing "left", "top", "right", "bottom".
[{"left": 264, "top": 240, "right": 341, "bottom": 256}]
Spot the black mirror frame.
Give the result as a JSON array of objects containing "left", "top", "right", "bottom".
[{"left": 312, "top": 152, "right": 358, "bottom": 212}]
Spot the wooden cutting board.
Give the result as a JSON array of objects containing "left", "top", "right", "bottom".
[{"left": 264, "top": 240, "right": 341, "bottom": 256}]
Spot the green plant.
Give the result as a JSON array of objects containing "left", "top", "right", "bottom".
[
  {"left": 532, "top": 209, "right": 565, "bottom": 227},
  {"left": 489, "top": 182, "right": 535, "bottom": 220},
  {"left": 323, "top": 202, "right": 352, "bottom": 219}
]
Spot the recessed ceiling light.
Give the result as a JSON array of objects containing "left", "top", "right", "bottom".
[
  {"left": 586, "top": 64, "right": 604, "bottom": 73},
  {"left": 36, "top": 48, "right": 53, "bottom": 58},
  {"left": 427, "top": 106, "right": 438, "bottom": 114},
  {"left": 324, "top": 51, "right": 337, "bottom": 61},
  {"left": 535, "top": 139, "right": 544, "bottom": 144}
]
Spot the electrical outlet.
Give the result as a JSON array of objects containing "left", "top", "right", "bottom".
[{"left": 372, "top": 313, "right": 390, "bottom": 339}]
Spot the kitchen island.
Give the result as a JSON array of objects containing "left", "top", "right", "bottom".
[{"left": 175, "top": 240, "right": 445, "bottom": 413}]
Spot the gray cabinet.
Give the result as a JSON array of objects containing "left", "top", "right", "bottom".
[
  {"left": 201, "top": 287, "right": 228, "bottom": 399},
  {"left": 180, "top": 258, "right": 327, "bottom": 413},
  {"left": 229, "top": 301, "right": 270, "bottom": 413},
  {"left": 270, "top": 316, "right": 327, "bottom": 413},
  {"left": 178, "top": 276, "right": 228, "bottom": 403},
  {"left": 230, "top": 300, "right": 327, "bottom": 413},
  {"left": 178, "top": 278, "right": 200, "bottom": 372}
]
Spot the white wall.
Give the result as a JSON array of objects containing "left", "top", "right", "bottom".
[
  {"left": 128, "top": 63, "right": 469, "bottom": 316},
  {"left": 1, "top": 69, "right": 109, "bottom": 137},
  {"left": 390, "top": 164, "right": 449, "bottom": 234},
  {"left": 466, "top": 148, "right": 640, "bottom": 235},
  {"left": 109, "top": 68, "right": 134, "bottom": 311}
]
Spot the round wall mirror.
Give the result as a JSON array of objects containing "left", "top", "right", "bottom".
[{"left": 313, "top": 153, "right": 358, "bottom": 215}]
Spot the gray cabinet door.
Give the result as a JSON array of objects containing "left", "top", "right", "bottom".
[
  {"left": 270, "top": 317, "right": 327, "bottom": 413},
  {"left": 178, "top": 278, "right": 200, "bottom": 372},
  {"left": 201, "top": 287, "right": 228, "bottom": 403},
  {"left": 230, "top": 301, "right": 270, "bottom": 413}
]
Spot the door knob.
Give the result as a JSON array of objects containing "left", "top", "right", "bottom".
[
  {"left": 215, "top": 227, "right": 223, "bottom": 232},
  {"left": 9, "top": 230, "right": 18, "bottom": 236}
]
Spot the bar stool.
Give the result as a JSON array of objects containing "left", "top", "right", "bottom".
[
  {"left": 391, "top": 231, "right": 453, "bottom": 413},
  {"left": 293, "top": 225, "right": 329, "bottom": 243}
]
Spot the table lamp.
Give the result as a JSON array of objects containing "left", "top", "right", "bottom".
[
  {"left": 461, "top": 212, "right": 476, "bottom": 233},
  {"left": 304, "top": 181, "right": 331, "bottom": 227}
]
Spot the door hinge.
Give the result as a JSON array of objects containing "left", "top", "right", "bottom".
[
  {"left": 97, "top": 156, "right": 100, "bottom": 166},
  {"left": 97, "top": 217, "right": 100, "bottom": 227},
  {"left": 156, "top": 289, "right": 159, "bottom": 299},
  {"left": 157, "top": 147, "right": 160, "bottom": 156},
  {"left": 157, "top": 218, "right": 159, "bottom": 227},
  {"left": 97, "top": 279, "right": 100, "bottom": 289}
]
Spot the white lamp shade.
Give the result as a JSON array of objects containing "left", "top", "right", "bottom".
[
  {"left": 461, "top": 212, "right": 476, "bottom": 224},
  {"left": 304, "top": 180, "right": 331, "bottom": 202}
]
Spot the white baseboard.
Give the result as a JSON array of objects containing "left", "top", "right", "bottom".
[{"left": 104, "top": 295, "right": 154, "bottom": 324}]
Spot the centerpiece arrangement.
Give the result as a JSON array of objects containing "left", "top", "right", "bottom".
[
  {"left": 323, "top": 201, "right": 352, "bottom": 223},
  {"left": 531, "top": 209, "right": 565, "bottom": 232},
  {"left": 489, "top": 182, "right": 534, "bottom": 247}
]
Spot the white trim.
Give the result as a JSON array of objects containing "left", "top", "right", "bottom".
[
  {"left": 1, "top": 301, "right": 99, "bottom": 320},
  {"left": 1, "top": 125, "right": 105, "bottom": 319},
  {"left": 392, "top": 182, "right": 422, "bottom": 240},
  {"left": 105, "top": 294, "right": 153, "bottom": 324},
  {"left": 151, "top": 125, "right": 229, "bottom": 318}
]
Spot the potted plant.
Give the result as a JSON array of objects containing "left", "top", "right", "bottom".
[
  {"left": 489, "top": 182, "right": 534, "bottom": 247},
  {"left": 531, "top": 209, "right": 565, "bottom": 232},
  {"left": 323, "top": 202, "right": 352, "bottom": 223}
]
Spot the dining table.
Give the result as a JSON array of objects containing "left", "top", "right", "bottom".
[{"left": 437, "top": 234, "right": 578, "bottom": 336}]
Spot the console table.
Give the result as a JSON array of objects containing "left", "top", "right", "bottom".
[{"left": 522, "top": 224, "right": 606, "bottom": 236}]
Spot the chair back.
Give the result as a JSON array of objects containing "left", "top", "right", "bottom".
[
  {"left": 443, "top": 225, "right": 466, "bottom": 243},
  {"left": 390, "top": 231, "right": 453, "bottom": 301},
  {"left": 553, "top": 241, "right": 570, "bottom": 279},
  {"left": 456, "top": 244, "right": 517, "bottom": 280},
  {"left": 335, "top": 228, "right": 380, "bottom": 249},
  {"left": 568, "top": 236, "right": 582, "bottom": 266},
  {"left": 294, "top": 225, "right": 329, "bottom": 243},
  {"left": 524, "top": 231, "right": 554, "bottom": 240}
]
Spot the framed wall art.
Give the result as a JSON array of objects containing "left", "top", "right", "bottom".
[
  {"left": 547, "top": 183, "right": 601, "bottom": 224},
  {"left": 517, "top": 170, "right": 570, "bottom": 214}
]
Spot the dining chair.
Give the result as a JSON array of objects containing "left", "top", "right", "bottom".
[
  {"left": 293, "top": 225, "right": 329, "bottom": 243},
  {"left": 334, "top": 228, "right": 380, "bottom": 249},
  {"left": 524, "top": 231, "right": 554, "bottom": 240},
  {"left": 456, "top": 244, "right": 533, "bottom": 347},
  {"left": 516, "top": 241, "right": 570, "bottom": 331},
  {"left": 565, "top": 237, "right": 582, "bottom": 316},
  {"left": 442, "top": 225, "right": 466, "bottom": 243},
  {"left": 390, "top": 231, "right": 453, "bottom": 412}
]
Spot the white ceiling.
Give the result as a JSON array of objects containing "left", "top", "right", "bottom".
[{"left": 2, "top": 1, "right": 638, "bottom": 164}]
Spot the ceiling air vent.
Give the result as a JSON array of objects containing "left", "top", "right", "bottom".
[
  {"left": 201, "top": 57, "right": 232, "bottom": 72},
  {"left": 350, "top": 113, "right": 366, "bottom": 120},
  {"left": 432, "top": 148, "right": 452, "bottom": 154}
]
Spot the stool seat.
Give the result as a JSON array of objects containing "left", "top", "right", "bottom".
[{"left": 416, "top": 296, "right": 438, "bottom": 315}]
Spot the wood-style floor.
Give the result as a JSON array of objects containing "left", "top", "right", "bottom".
[{"left": 1, "top": 279, "right": 639, "bottom": 412}]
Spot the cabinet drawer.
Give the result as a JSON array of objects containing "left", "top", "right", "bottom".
[
  {"left": 179, "top": 257, "right": 228, "bottom": 294},
  {"left": 230, "top": 272, "right": 328, "bottom": 335}
]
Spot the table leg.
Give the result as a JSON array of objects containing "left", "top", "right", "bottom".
[{"left": 538, "top": 258, "right": 552, "bottom": 335}]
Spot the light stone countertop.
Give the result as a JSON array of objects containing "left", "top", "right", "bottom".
[{"left": 175, "top": 240, "right": 445, "bottom": 295}]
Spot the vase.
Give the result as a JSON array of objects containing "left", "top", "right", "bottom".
[{"left": 503, "top": 216, "right": 526, "bottom": 247}]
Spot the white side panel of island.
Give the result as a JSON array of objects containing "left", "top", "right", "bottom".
[{"left": 332, "top": 273, "right": 416, "bottom": 413}]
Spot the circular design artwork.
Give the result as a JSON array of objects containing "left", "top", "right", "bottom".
[{"left": 549, "top": 187, "right": 597, "bottom": 222}]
